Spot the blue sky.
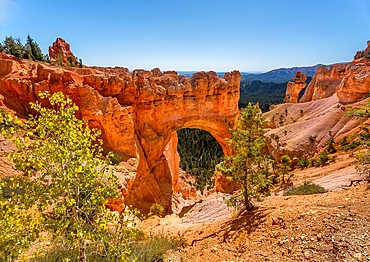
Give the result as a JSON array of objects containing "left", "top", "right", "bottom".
[{"left": 1, "top": 0, "right": 370, "bottom": 72}]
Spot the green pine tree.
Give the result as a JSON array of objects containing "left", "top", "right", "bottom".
[
  {"left": 177, "top": 128, "right": 223, "bottom": 190},
  {"left": 2, "top": 36, "right": 27, "bottom": 58},
  {"left": 25, "top": 34, "right": 45, "bottom": 61},
  {"left": 217, "top": 103, "right": 273, "bottom": 211}
]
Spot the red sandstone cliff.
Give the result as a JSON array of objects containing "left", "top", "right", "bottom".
[
  {"left": 299, "top": 63, "right": 347, "bottom": 103},
  {"left": 299, "top": 41, "right": 370, "bottom": 104},
  {"left": 0, "top": 53, "right": 241, "bottom": 214}
]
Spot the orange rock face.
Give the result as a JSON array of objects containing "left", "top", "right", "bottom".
[
  {"left": 283, "top": 72, "right": 307, "bottom": 103},
  {"left": 0, "top": 54, "right": 241, "bottom": 214},
  {"left": 299, "top": 61, "right": 370, "bottom": 104},
  {"left": 299, "top": 64, "right": 346, "bottom": 103},
  {"left": 214, "top": 171, "right": 236, "bottom": 193},
  {"left": 336, "top": 59, "right": 370, "bottom": 103},
  {"left": 48, "top": 38, "right": 76, "bottom": 64},
  {"left": 300, "top": 42, "right": 370, "bottom": 104}
]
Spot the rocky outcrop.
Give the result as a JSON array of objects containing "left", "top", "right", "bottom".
[
  {"left": 214, "top": 171, "right": 236, "bottom": 193},
  {"left": 0, "top": 93, "right": 3, "bottom": 107},
  {"left": 299, "top": 41, "right": 370, "bottom": 104},
  {"left": 336, "top": 59, "right": 370, "bottom": 103},
  {"left": 354, "top": 40, "right": 370, "bottom": 59},
  {"left": 299, "top": 61, "right": 370, "bottom": 104},
  {"left": 48, "top": 38, "right": 76, "bottom": 64},
  {"left": 0, "top": 54, "right": 241, "bottom": 214},
  {"left": 299, "top": 64, "right": 346, "bottom": 103},
  {"left": 283, "top": 72, "right": 307, "bottom": 103}
]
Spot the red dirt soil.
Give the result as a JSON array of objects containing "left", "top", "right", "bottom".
[{"left": 140, "top": 153, "right": 370, "bottom": 262}]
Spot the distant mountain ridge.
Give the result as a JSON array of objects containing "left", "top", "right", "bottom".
[
  {"left": 178, "top": 64, "right": 348, "bottom": 83},
  {"left": 178, "top": 71, "right": 230, "bottom": 78},
  {"left": 179, "top": 64, "right": 326, "bottom": 83},
  {"left": 241, "top": 64, "right": 325, "bottom": 83}
]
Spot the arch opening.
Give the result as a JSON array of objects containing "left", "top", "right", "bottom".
[{"left": 177, "top": 128, "right": 224, "bottom": 191}]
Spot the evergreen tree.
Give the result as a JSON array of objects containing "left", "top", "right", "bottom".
[
  {"left": 25, "top": 34, "right": 45, "bottom": 61},
  {"left": 177, "top": 128, "right": 223, "bottom": 190},
  {"left": 2, "top": 36, "right": 27, "bottom": 58},
  {"left": 55, "top": 51, "right": 64, "bottom": 66},
  {"left": 217, "top": 103, "right": 273, "bottom": 211},
  {"left": 44, "top": 53, "right": 50, "bottom": 62},
  {"left": 67, "top": 55, "right": 76, "bottom": 66}
]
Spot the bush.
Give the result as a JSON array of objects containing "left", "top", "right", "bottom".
[
  {"left": 339, "top": 135, "right": 361, "bottom": 151},
  {"left": 296, "top": 158, "right": 310, "bottom": 170},
  {"left": 284, "top": 181, "right": 328, "bottom": 196},
  {"left": 0, "top": 108, "right": 20, "bottom": 131},
  {"left": 67, "top": 55, "right": 77, "bottom": 67},
  {"left": 149, "top": 203, "right": 164, "bottom": 217},
  {"left": 273, "top": 155, "right": 293, "bottom": 185},
  {"left": 326, "top": 138, "right": 336, "bottom": 153},
  {"left": 316, "top": 150, "right": 330, "bottom": 166},
  {"left": 30, "top": 229, "right": 184, "bottom": 262},
  {"left": 127, "top": 234, "right": 184, "bottom": 262},
  {"left": 108, "top": 152, "right": 122, "bottom": 165},
  {"left": 307, "top": 150, "right": 332, "bottom": 167}
]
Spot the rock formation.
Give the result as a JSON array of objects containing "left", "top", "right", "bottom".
[
  {"left": 354, "top": 40, "right": 370, "bottom": 59},
  {"left": 0, "top": 53, "right": 241, "bottom": 214},
  {"left": 268, "top": 41, "right": 370, "bottom": 161},
  {"left": 300, "top": 41, "right": 370, "bottom": 104},
  {"left": 299, "top": 61, "right": 370, "bottom": 104},
  {"left": 336, "top": 59, "right": 370, "bottom": 103},
  {"left": 299, "top": 64, "right": 346, "bottom": 102},
  {"left": 48, "top": 38, "right": 76, "bottom": 64},
  {"left": 283, "top": 72, "right": 307, "bottom": 103}
]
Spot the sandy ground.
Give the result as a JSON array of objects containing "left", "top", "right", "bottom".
[
  {"left": 139, "top": 153, "right": 369, "bottom": 262},
  {"left": 291, "top": 153, "right": 363, "bottom": 191}
]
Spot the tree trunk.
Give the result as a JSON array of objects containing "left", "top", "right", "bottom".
[{"left": 78, "top": 240, "right": 86, "bottom": 262}]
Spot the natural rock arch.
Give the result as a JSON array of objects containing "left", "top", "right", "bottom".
[
  {"left": 0, "top": 54, "right": 241, "bottom": 213},
  {"left": 125, "top": 71, "right": 241, "bottom": 213}
]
